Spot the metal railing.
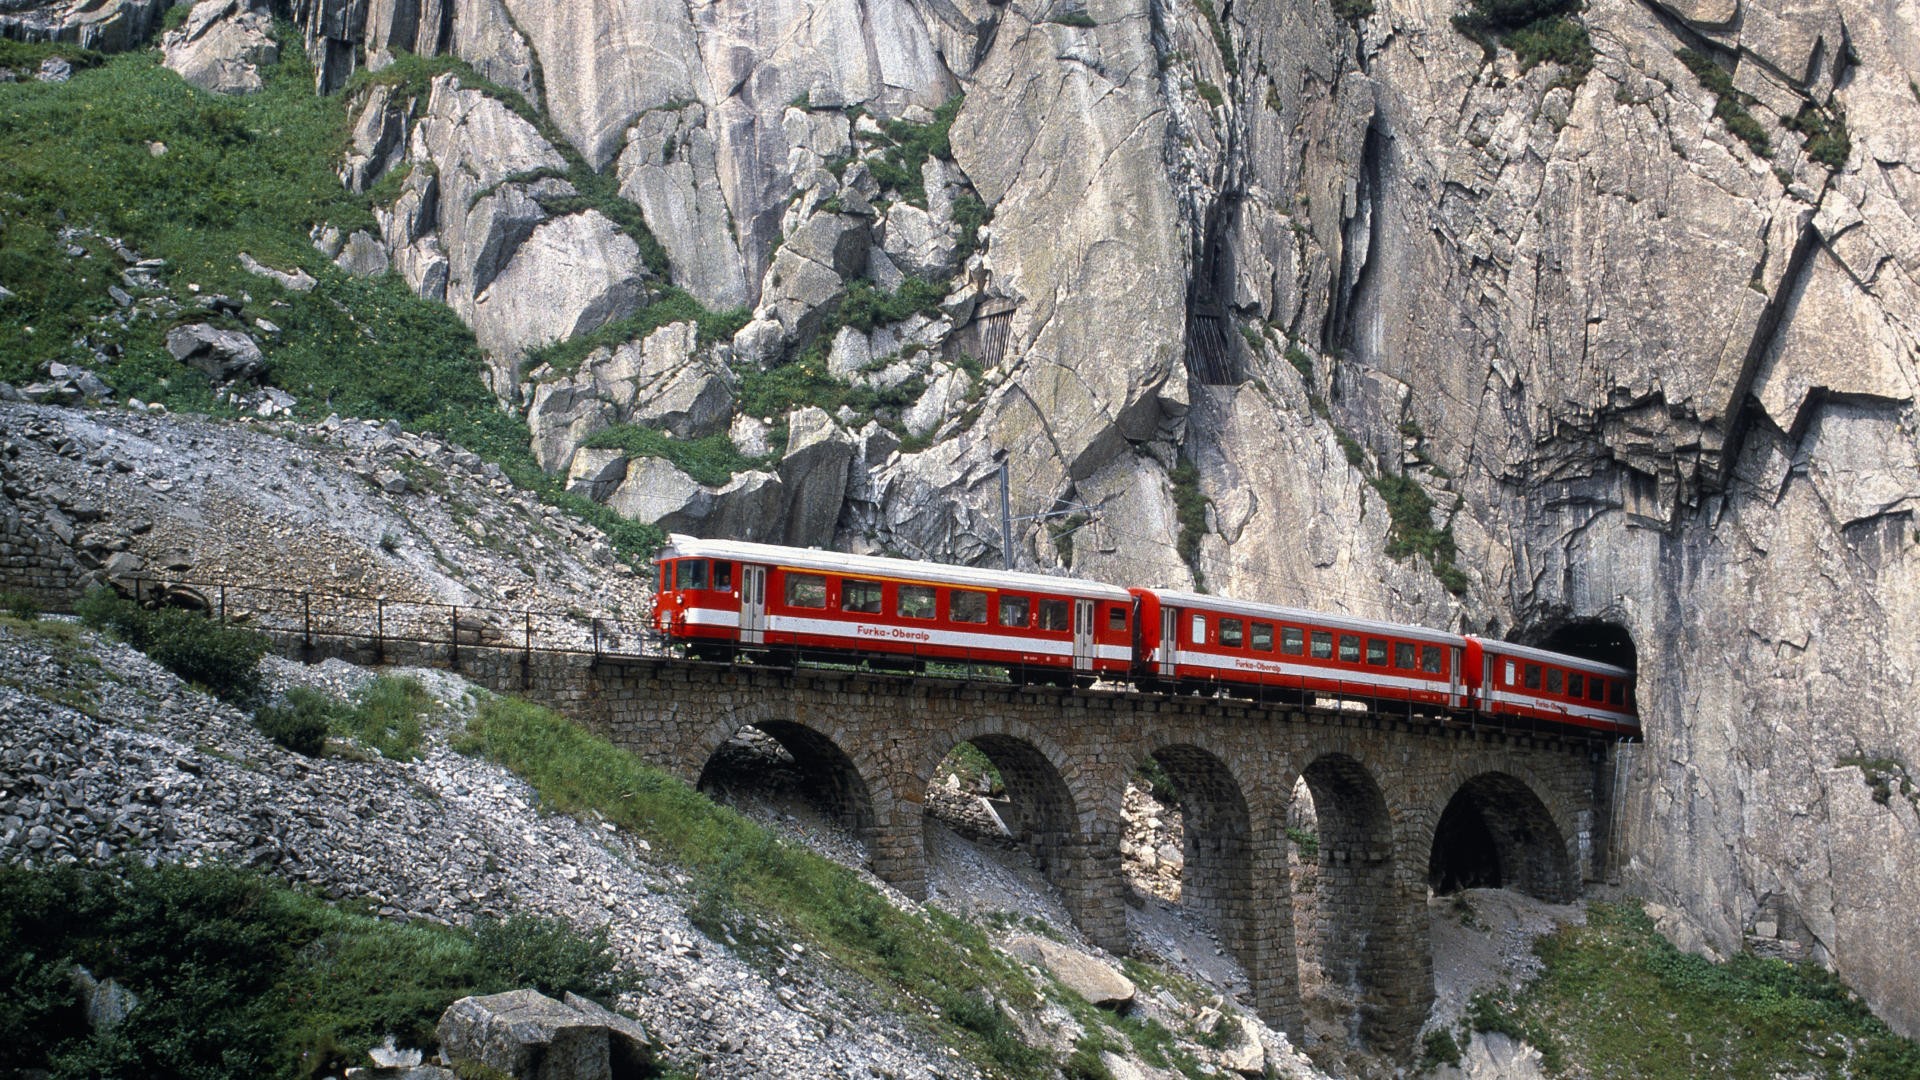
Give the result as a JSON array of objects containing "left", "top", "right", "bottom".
[{"left": 125, "top": 576, "right": 669, "bottom": 668}]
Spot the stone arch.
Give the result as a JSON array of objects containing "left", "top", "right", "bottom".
[
  {"left": 1291, "top": 750, "right": 1409, "bottom": 1049},
  {"left": 1427, "top": 769, "right": 1579, "bottom": 903},
  {"left": 923, "top": 717, "right": 1125, "bottom": 949},
  {"left": 1131, "top": 740, "right": 1253, "bottom": 940}
]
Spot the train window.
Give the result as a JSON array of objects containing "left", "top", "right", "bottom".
[
  {"left": 1609, "top": 681, "right": 1625, "bottom": 706},
  {"left": 1546, "top": 668, "right": 1564, "bottom": 694},
  {"left": 1252, "top": 623, "right": 1273, "bottom": 651},
  {"left": 1395, "top": 642, "right": 1417, "bottom": 669},
  {"left": 899, "top": 585, "right": 937, "bottom": 620},
  {"left": 1588, "top": 677, "right": 1606, "bottom": 702},
  {"left": 785, "top": 573, "right": 827, "bottom": 609},
  {"left": 1038, "top": 599, "right": 1070, "bottom": 631},
  {"left": 713, "top": 561, "right": 733, "bottom": 591},
  {"left": 1505, "top": 660, "right": 1516, "bottom": 684},
  {"left": 952, "top": 591, "right": 988, "bottom": 624},
  {"left": 1367, "top": 638, "right": 1388, "bottom": 666},
  {"left": 1422, "top": 645, "right": 1444, "bottom": 673},
  {"left": 1108, "top": 606, "right": 1128, "bottom": 632},
  {"left": 681, "top": 560, "right": 708, "bottom": 590},
  {"left": 841, "top": 579, "right": 883, "bottom": 614},
  {"left": 999, "top": 595, "right": 1030, "bottom": 628},
  {"left": 1282, "top": 627, "right": 1305, "bottom": 655},
  {"left": 1220, "top": 618, "right": 1244, "bottom": 648},
  {"left": 1311, "top": 631, "right": 1333, "bottom": 659},
  {"left": 1339, "top": 634, "right": 1360, "bottom": 663},
  {"left": 1523, "top": 664, "right": 1541, "bottom": 690},
  {"left": 1568, "top": 673, "right": 1585, "bottom": 698},
  {"left": 1193, "top": 614, "right": 1207, "bottom": 642}
]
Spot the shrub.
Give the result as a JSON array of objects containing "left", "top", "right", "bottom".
[
  {"left": 470, "top": 914, "right": 627, "bottom": 1002},
  {"left": 0, "top": 862, "right": 646, "bottom": 1078},
  {"left": 1333, "top": 0, "right": 1375, "bottom": 22},
  {"left": 1170, "top": 461, "right": 1209, "bottom": 589},
  {"left": 343, "top": 675, "right": 433, "bottom": 760},
  {"left": 1, "top": 590, "right": 42, "bottom": 621},
  {"left": 77, "top": 587, "right": 268, "bottom": 700},
  {"left": 1676, "top": 48, "right": 1772, "bottom": 157},
  {"left": 1785, "top": 103, "right": 1850, "bottom": 169},
  {"left": 1451, "top": 0, "right": 1592, "bottom": 82},
  {"left": 868, "top": 95, "right": 963, "bottom": 205},
  {"left": 254, "top": 687, "right": 336, "bottom": 756},
  {"left": 1419, "top": 1028, "right": 1463, "bottom": 1070},
  {"left": 583, "top": 425, "right": 765, "bottom": 487}
]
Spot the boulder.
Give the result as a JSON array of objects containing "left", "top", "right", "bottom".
[
  {"left": 901, "top": 365, "right": 971, "bottom": 437},
  {"left": 165, "top": 324, "right": 264, "bottom": 382},
  {"left": 160, "top": 0, "right": 279, "bottom": 94},
  {"left": 468, "top": 210, "right": 648, "bottom": 375},
  {"left": 1006, "top": 935, "right": 1134, "bottom": 1008},
  {"left": 606, "top": 457, "right": 710, "bottom": 529},
  {"left": 435, "top": 989, "right": 615, "bottom": 1080},
  {"left": 778, "top": 407, "right": 854, "bottom": 546},
  {"left": 526, "top": 379, "right": 614, "bottom": 473},
  {"left": 564, "top": 447, "right": 629, "bottom": 501},
  {"left": 335, "top": 230, "right": 392, "bottom": 278},
  {"left": 238, "top": 252, "right": 318, "bottom": 293},
  {"left": 703, "top": 470, "right": 787, "bottom": 543},
  {"left": 880, "top": 201, "right": 958, "bottom": 280}
]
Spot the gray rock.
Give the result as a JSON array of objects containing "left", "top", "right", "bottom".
[
  {"left": 37, "top": 56, "right": 72, "bottom": 82},
  {"left": 729, "top": 415, "right": 772, "bottom": 459},
  {"left": 703, "top": 470, "right": 787, "bottom": 543},
  {"left": 341, "top": 82, "right": 410, "bottom": 193},
  {"left": 164, "top": 324, "right": 264, "bottom": 382},
  {"left": 595, "top": 321, "right": 735, "bottom": 439},
  {"left": 607, "top": 456, "right": 710, "bottom": 529},
  {"left": 563, "top": 447, "right": 628, "bottom": 501},
  {"left": 70, "top": 966, "right": 139, "bottom": 1032},
  {"left": 615, "top": 105, "right": 750, "bottom": 310},
  {"left": 1007, "top": 935, "right": 1134, "bottom": 1008},
  {"left": 238, "top": 252, "right": 317, "bottom": 293},
  {"left": 435, "top": 989, "right": 612, "bottom": 1080},
  {"left": 335, "top": 230, "right": 391, "bottom": 278},
  {"left": 561, "top": 992, "right": 652, "bottom": 1076},
  {"left": 778, "top": 407, "right": 853, "bottom": 547},
  {"left": 0, "top": 0, "right": 169, "bottom": 52},
  {"left": 160, "top": 0, "right": 278, "bottom": 94},
  {"left": 880, "top": 201, "right": 958, "bottom": 280}
]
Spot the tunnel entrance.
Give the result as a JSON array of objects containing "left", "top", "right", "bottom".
[
  {"left": 1536, "top": 620, "right": 1637, "bottom": 673},
  {"left": 1426, "top": 773, "right": 1574, "bottom": 903}
]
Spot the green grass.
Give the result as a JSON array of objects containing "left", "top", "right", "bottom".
[
  {"left": 521, "top": 286, "right": 749, "bottom": 378},
  {"left": 581, "top": 424, "right": 769, "bottom": 487},
  {"left": 1170, "top": 461, "right": 1209, "bottom": 590},
  {"left": 0, "top": 861, "right": 636, "bottom": 1079},
  {"left": 76, "top": 587, "right": 269, "bottom": 701},
  {"left": 1494, "top": 902, "right": 1920, "bottom": 1079},
  {"left": 0, "top": 37, "right": 671, "bottom": 564},
  {"left": 453, "top": 694, "right": 1062, "bottom": 1078},
  {"left": 867, "top": 96, "right": 963, "bottom": 207}
]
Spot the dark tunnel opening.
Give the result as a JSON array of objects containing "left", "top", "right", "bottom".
[
  {"left": 1427, "top": 797, "right": 1502, "bottom": 894},
  {"left": 1536, "top": 620, "right": 1637, "bottom": 673}
]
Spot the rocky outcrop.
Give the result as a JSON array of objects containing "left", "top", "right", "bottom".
[
  {"left": 160, "top": 0, "right": 277, "bottom": 94},
  {"left": 436, "top": 988, "right": 651, "bottom": 1080},
  {"left": 0, "top": 0, "right": 169, "bottom": 51}
]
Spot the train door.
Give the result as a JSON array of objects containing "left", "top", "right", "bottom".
[
  {"left": 1449, "top": 645, "right": 1466, "bottom": 709},
  {"left": 1072, "top": 598, "right": 1096, "bottom": 672},
  {"left": 1159, "top": 606, "right": 1177, "bottom": 678},
  {"left": 740, "top": 565, "right": 768, "bottom": 644}
]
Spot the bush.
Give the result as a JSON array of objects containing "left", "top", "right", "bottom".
[
  {"left": 77, "top": 587, "right": 268, "bottom": 700},
  {"left": 1452, "top": 0, "right": 1592, "bottom": 82},
  {"left": 1419, "top": 1028, "right": 1463, "bottom": 1071},
  {"left": 1676, "top": 48, "right": 1772, "bottom": 157},
  {"left": 470, "top": 914, "right": 627, "bottom": 1001},
  {"left": 1170, "top": 461, "right": 1209, "bottom": 589},
  {"left": 0, "top": 862, "right": 645, "bottom": 1079},
  {"left": 868, "top": 96, "right": 963, "bottom": 205},
  {"left": 582, "top": 425, "right": 765, "bottom": 487},
  {"left": 254, "top": 687, "right": 336, "bottom": 756},
  {"left": 1, "top": 590, "right": 42, "bottom": 621}
]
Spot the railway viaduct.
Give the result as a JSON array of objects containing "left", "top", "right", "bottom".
[{"left": 400, "top": 642, "right": 1624, "bottom": 1051}]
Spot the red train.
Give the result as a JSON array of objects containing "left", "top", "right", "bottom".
[{"left": 651, "top": 535, "right": 1638, "bottom": 736}]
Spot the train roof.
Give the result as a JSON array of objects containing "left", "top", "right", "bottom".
[
  {"left": 1470, "top": 637, "right": 1634, "bottom": 678},
  {"left": 1145, "top": 588, "right": 1467, "bottom": 647},
  {"left": 661, "top": 535, "right": 1133, "bottom": 601}
]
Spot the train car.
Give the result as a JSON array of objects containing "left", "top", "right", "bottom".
[
  {"left": 1134, "top": 588, "right": 1470, "bottom": 708},
  {"left": 1465, "top": 637, "right": 1638, "bottom": 734},
  {"left": 652, "top": 535, "right": 1136, "bottom": 680}
]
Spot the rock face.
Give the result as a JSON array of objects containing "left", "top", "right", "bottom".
[
  {"left": 160, "top": 0, "right": 278, "bottom": 94},
  {"left": 1006, "top": 935, "right": 1135, "bottom": 1009}
]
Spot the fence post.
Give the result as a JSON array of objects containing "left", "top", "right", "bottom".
[
  {"left": 218, "top": 585, "right": 226, "bottom": 625},
  {"left": 450, "top": 605, "right": 460, "bottom": 671},
  {"left": 522, "top": 611, "right": 532, "bottom": 690},
  {"left": 375, "top": 599, "right": 386, "bottom": 665},
  {"left": 302, "top": 591, "right": 313, "bottom": 658}
]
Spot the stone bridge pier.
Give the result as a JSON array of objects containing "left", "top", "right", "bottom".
[{"left": 351, "top": 641, "right": 1617, "bottom": 1054}]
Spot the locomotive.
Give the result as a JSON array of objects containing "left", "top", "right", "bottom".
[{"left": 651, "top": 534, "right": 1638, "bottom": 736}]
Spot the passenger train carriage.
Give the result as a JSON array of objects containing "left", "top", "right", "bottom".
[{"left": 652, "top": 535, "right": 1639, "bottom": 735}]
